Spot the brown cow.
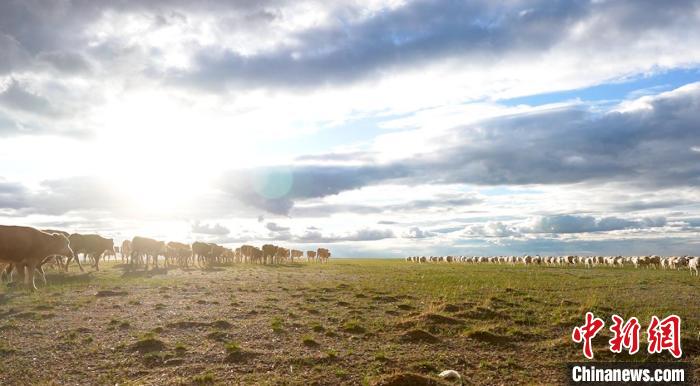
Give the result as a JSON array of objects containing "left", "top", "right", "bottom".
[
  {"left": 306, "top": 250, "right": 316, "bottom": 263},
  {"left": 290, "top": 249, "right": 303, "bottom": 263},
  {"left": 0, "top": 225, "right": 74, "bottom": 290},
  {"left": 166, "top": 241, "right": 192, "bottom": 267},
  {"left": 131, "top": 236, "right": 166, "bottom": 270},
  {"left": 262, "top": 244, "right": 278, "bottom": 265},
  {"left": 121, "top": 240, "right": 132, "bottom": 263},
  {"left": 240, "top": 244, "right": 258, "bottom": 264},
  {"left": 317, "top": 248, "right": 331, "bottom": 263},
  {"left": 275, "top": 247, "right": 289, "bottom": 264},
  {"left": 251, "top": 246, "right": 262, "bottom": 264},
  {"left": 208, "top": 243, "right": 226, "bottom": 266},
  {"left": 68, "top": 233, "right": 114, "bottom": 271},
  {"left": 192, "top": 241, "right": 212, "bottom": 267}
]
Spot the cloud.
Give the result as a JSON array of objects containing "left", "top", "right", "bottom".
[
  {"left": 0, "top": 179, "right": 29, "bottom": 211},
  {"left": 464, "top": 222, "right": 521, "bottom": 238},
  {"left": 403, "top": 227, "right": 435, "bottom": 239},
  {"left": 0, "top": 79, "right": 57, "bottom": 116},
  {"left": 171, "top": 1, "right": 700, "bottom": 92},
  {"left": 294, "top": 228, "right": 394, "bottom": 243},
  {"left": 36, "top": 51, "right": 91, "bottom": 74},
  {"left": 191, "top": 221, "right": 230, "bottom": 235},
  {"left": 217, "top": 84, "right": 700, "bottom": 215},
  {"left": 522, "top": 215, "right": 667, "bottom": 234},
  {"left": 265, "top": 222, "right": 289, "bottom": 232},
  {"left": 292, "top": 196, "right": 484, "bottom": 217}
]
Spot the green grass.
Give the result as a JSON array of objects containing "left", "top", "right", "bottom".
[
  {"left": 224, "top": 341, "right": 241, "bottom": 354},
  {"left": 1, "top": 259, "right": 699, "bottom": 385}
]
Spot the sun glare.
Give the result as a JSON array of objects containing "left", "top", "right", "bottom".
[{"left": 90, "top": 92, "right": 243, "bottom": 215}]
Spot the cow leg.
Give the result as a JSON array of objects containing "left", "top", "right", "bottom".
[
  {"left": 73, "top": 253, "right": 85, "bottom": 272},
  {"left": 26, "top": 263, "right": 38, "bottom": 291},
  {"left": 37, "top": 266, "right": 48, "bottom": 286}
]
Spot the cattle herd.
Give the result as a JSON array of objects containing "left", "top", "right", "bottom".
[
  {"left": 0, "top": 225, "right": 331, "bottom": 290},
  {"left": 405, "top": 254, "right": 700, "bottom": 275}
]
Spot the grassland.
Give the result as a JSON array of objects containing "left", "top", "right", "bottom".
[{"left": 1, "top": 259, "right": 699, "bottom": 385}]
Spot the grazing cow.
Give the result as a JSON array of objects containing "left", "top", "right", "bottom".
[
  {"left": 131, "top": 236, "right": 166, "bottom": 269},
  {"left": 275, "top": 247, "right": 289, "bottom": 264},
  {"left": 306, "top": 250, "right": 316, "bottom": 263},
  {"left": 192, "top": 242, "right": 212, "bottom": 267},
  {"left": 290, "top": 249, "right": 303, "bottom": 263},
  {"left": 166, "top": 242, "right": 192, "bottom": 267},
  {"left": 262, "top": 244, "right": 278, "bottom": 265},
  {"left": 240, "top": 245, "right": 257, "bottom": 264},
  {"left": 234, "top": 247, "right": 242, "bottom": 263},
  {"left": 251, "top": 246, "right": 263, "bottom": 264},
  {"left": 68, "top": 233, "right": 114, "bottom": 271},
  {"left": 0, "top": 225, "right": 74, "bottom": 290},
  {"left": 317, "top": 248, "right": 331, "bottom": 263},
  {"left": 120, "top": 240, "right": 132, "bottom": 263},
  {"left": 208, "top": 243, "right": 226, "bottom": 266}
]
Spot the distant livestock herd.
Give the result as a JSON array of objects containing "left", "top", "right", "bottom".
[
  {"left": 405, "top": 254, "right": 700, "bottom": 275},
  {"left": 0, "top": 225, "right": 331, "bottom": 290}
]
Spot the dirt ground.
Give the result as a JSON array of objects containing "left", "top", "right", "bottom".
[{"left": 1, "top": 260, "right": 699, "bottom": 385}]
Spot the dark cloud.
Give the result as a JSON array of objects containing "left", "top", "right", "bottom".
[
  {"left": 36, "top": 51, "right": 92, "bottom": 74},
  {"left": 0, "top": 179, "right": 29, "bottom": 210},
  {"left": 219, "top": 84, "right": 700, "bottom": 215},
  {"left": 191, "top": 221, "right": 230, "bottom": 235},
  {"left": 522, "top": 215, "right": 667, "bottom": 234},
  {"left": 612, "top": 198, "right": 697, "bottom": 212},
  {"left": 172, "top": 0, "right": 700, "bottom": 91},
  {"left": 27, "top": 176, "right": 124, "bottom": 216},
  {"left": 265, "top": 222, "right": 289, "bottom": 232},
  {"left": 0, "top": 79, "right": 57, "bottom": 116}
]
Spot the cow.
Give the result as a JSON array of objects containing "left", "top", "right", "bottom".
[
  {"left": 250, "top": 246, "right": 262, "bottom": 264},
  {"left": 121, "top": 240, "right": 132, "bottom": 263},
  {"left": 306, "top": 250, "right": 316, "bottom": 263},
  {"left": 68, "top": 233, "right": 114, "bottom": 271},
  {"left": 166, "top": 241, "right": 192, "bottom": 267},
  {"left": 208, "top": 243, "right": 226, "bottom": 266},
  {"left": 262, "top": 244, "right": 278, "bottom": 265},
  {"left": 290, "top": 249, "right": 303, "bottom": 263},
  {"left": 275, "top": 247, "right": 289, "bottom": 264},
  {"left": 192, "top": 241, "right": 212, "bottom": 267},
  {"left": 130, "top": 236, "right": 166, "bottom": 270},
  {"left": 317, "top": 248, "right": 331, "bottom": 263},
  {"left": 240, "top": 245, "right": 256, "bottom": 264},
  {"left": 234, "top": 247, "right": 242, "bottom": 263},
  {"left": 0, "top": 225, "right": 74, "bottom": 290}
]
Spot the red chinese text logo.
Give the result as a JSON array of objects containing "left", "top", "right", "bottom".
[
  {"left": 609, "top": 314, "right": 640, "bottom": 354},
  {"left": 572, "top": 312, "right": 605, "bottom": 359},
  {"left": 572, "top": 313, "right": 682, "bottom": 359},
  {"left": 647, "top": 314, "right": 682, "bottom": 358}
]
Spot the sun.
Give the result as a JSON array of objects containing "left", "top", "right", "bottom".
[{"left": 88, "top": 90, "right": 244, "bottom": 216}]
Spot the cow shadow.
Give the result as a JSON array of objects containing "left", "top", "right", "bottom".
[
  {"left": 43, "top": 272, "right": 95, "bottom": 286},
  {"left": 120, "top": 267, "right": 169, "bottom": 278}
]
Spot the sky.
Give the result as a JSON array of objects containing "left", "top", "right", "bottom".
[{"left": 1, "top": 0, "right": 700, "bottom": 257}]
